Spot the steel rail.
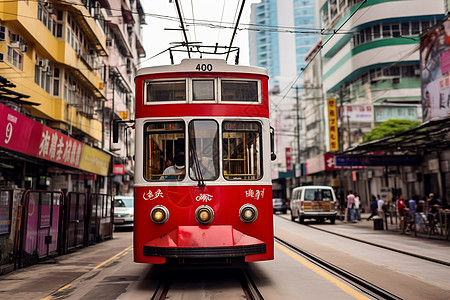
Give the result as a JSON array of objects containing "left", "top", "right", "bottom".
[
  {"left": 150, "top": 274, "right": 171, "bottom": 300},
  {"left": 307, "top": 224, "right": 450, "bottom": 266},
  {"left": 275, "top": 236, "right": 402, "bottom": 300},
  {"left": 238, "top": 267, "right": 264, "bottom": 300}
]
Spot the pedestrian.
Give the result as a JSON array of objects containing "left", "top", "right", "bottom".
[
  {"left": 354, "top": 193, "right": 361, "bottom": 221},
  {"left": 396, "top": 194, "right": 406, "bottom": 217},
  {"left": 346, "top": 191, "right": 356, "bottom": 223},
  {"left": 377, "top": 195, "right": 385, "bottom": 216},
  {"left": 396, "top": 194, "right": 407, "bottom": 231},
  {"left": 407, "top": 195, "right": 417, "bottom": 218},
  {"left": 367, "top": 195, "right": 378, "bottom": 221}
]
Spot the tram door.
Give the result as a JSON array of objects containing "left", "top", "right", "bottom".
[{"left": 66, "top": 192, "right": 87, "bottom": 250}]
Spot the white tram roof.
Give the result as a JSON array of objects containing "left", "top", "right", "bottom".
[{"left": 136, "top": 59, "right": 268, "bottom": 77}]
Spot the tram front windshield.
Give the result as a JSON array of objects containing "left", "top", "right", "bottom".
[{"left": 143, "top": 120, "right": 262, "bottom": 182}]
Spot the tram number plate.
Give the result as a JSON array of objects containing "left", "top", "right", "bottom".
[{"left": 196, "top": 64, "right": 213, "bottom": 71}]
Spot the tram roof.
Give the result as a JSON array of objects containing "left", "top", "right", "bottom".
[{"left": 136, "top": 59, "right": 268, "bottom": 77}]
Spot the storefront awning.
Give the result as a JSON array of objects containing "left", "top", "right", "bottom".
[{"left": 344, "top": 116, "right": 450, "bottom": 154}]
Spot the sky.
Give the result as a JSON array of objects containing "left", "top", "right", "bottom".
[{"left": 140, "top": 0, "right": 259, "bottom": 68}]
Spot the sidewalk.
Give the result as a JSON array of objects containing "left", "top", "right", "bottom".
[{"left": 306, "top": 212, "right": 450, "bottom": 264}]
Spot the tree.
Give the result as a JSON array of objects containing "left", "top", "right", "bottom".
[{"left": 363, "top": 119, "right": 421, "bottom": 143}]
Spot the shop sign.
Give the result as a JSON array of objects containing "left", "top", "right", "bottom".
[
  {"left": 0, "top": 103, "right": 83, "bottom": 169},
  {"left": 79, "top": 145, "right": 111, "bottom": 176},
  {"left": 285, "top": 148, "right": 292, "bottom": 172},
  {"left": 341, "top": 105, "right": 373, "bottom": 122},
  {"left": 304, "top": 153, "right": 340, "bottom": 175},
  {"left": 336, "top": 155, "right": 423, "bottom": 166},
  {"left": 327, "top": 98, "right": 338, "bottom": 151},
  {"left": 113, "top": 164, "right": 125, "bottom": 175}
]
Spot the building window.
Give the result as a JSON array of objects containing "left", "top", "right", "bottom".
[{"left": 7, "top": 46, "right": 22, "bottom": 70}]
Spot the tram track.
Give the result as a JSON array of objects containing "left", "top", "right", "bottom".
[
  {"left": 150, "top": 266, "right": 263, "bottom": 300},
  {"left": 306, "top": 224, "right": 450, "bottom": 267},
  {"left": 275, "top": 236, "right": 402, "bottom": 300}
]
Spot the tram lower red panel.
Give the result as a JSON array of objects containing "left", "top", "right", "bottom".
[{"left": 133, "top": 185, "right": 274, "bottom": 264}]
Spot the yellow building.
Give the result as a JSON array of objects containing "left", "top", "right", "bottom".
[{"left": 0, "top": 0, "right": 106, "bottom": 143}]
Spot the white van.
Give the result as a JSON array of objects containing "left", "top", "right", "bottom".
[{"left": 290, "top": 185, "right": 337, "bottom": 224}]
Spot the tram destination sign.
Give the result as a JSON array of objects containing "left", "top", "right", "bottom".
[{"left": 335, "top": 155, "right": 423, "bottom": 167}]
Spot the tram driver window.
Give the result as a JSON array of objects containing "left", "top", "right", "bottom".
[
  {"left": 146, "top": 80, "right": 186, "bottom": 102},
  {"left": 143, "top": 121, "right": 186, "bottom": 181},
  {"left": 188, "top": 120, "right": 219, "bottom": 181},
  {"left": 221, "top": 80, "right": 259, "bottom": 102},
  {"left": 222, "top": 121, "right": 262, "bottom": 180}
]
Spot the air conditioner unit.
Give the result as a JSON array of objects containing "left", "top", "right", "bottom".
[
  {"left": 20, "top": 44, "right": 27, "bottom": 53},
  {"left": 392, "top": 78, "right": 400, "bottom": 84},
  {"left": 10, "top": 41, "right": 19, "bottom": 48}
]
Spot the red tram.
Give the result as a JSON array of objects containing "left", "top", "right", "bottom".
[{"left": 133, "top": 59, "right": 274, "bottom": 265}]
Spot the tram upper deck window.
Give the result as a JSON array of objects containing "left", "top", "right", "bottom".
[
  {"left": 193, "top": 80, "right": 215, "bottom": 101},
  {"left": 221, "top": 80, "right": 259, "bottom": 102},
  {"left": 143, "top": 121, "right": 185, "bottom": 181},
  {"left": 146, "top": 80, "right": 186, "bottom": 102},
  {"left": 222, "top": 121, "right": 262, "bottom": 180}
]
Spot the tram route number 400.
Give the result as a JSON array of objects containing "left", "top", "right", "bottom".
[{"left": 196, "top": 64, "right": 213, "bottom": 71}]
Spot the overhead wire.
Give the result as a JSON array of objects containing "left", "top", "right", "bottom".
[
  {"left": 190, "top": 0, "right": 197, "bottom": 41},
  {"left": 216, "top": 0, "right": 227, "bottom": 45}
]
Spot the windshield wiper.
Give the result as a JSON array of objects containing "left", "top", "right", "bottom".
[{"left": 189, "top": 140, "right": 205, "bottom": 187}]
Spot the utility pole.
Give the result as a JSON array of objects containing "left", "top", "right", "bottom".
[{"left": 296, "top": 86, "right": 301, "bottom": 165}]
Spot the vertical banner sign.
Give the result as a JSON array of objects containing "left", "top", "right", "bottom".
[
  {"left": 327, "top": 98, "right": 338, "bottom": 151},
  {"left": 285, "top": 147, "right": 292, "bottom": 172}
]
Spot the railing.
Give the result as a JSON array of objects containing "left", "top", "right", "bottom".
[{"left": 16, "top": 190, "right": 113, "bottom": 269}]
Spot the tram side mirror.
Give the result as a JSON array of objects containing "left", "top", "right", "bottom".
[
  {"left": 112, "top": 120, "right": 119, "bottom": 143},
  {"left": 270, "top": 126, "right": 277, "bottom": 161}
]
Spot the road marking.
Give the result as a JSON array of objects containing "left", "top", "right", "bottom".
[
  {"left": 40, "top": 284, "right": 72, "bottom": 300},
  {"left": 93, "top": 245, "right": 133, "bottom": 270},
  {"left": 275, "top": 243, "right": 371, "bottom": 300},
  {"left": 40, "top": 245, "right": 133, "bottom": 300}
]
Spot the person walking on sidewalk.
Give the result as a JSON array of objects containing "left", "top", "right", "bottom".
[
  {"left": 377, "top": 195, "right": 385, "bottom": 215},
  {"left": 345, "top": 191, "right": 356, "bottom": 223},
  {"left": 367, "top": 195, "right": 378, "bottom": 221}
]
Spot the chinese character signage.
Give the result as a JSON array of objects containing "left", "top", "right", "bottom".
[
  {"left": 335, "top": 155, "right": 423, "bottom": 166},
  {"left": 285, "top": 147, "right": 292, "bottom": 172},
  {"left": 0, "top": 103, "right": 111, "bottom": 175},
  {"left": 113, "top": 164, "right": 125, "bottom": 175},
  {"left": 421, "top": 18, "right": 450, "bottom": 121},
  {"left": 327, "top": 98, "right": 338, "bottom": 151},
  {"left": 342, "top": 105, "right": 373, "bottom": 122}
]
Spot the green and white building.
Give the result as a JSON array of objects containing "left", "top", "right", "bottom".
[{"left": 318, "top": 0, "right": 445, "bottom": 150}]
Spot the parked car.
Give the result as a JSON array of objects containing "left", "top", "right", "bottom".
[
  {"left": 290, "top": 185, "right": 337, "bottom": 224},
  {"left": 113, "top": 196, "right": 134, "bottom": 228},
  {"left": 273, "top": 198, "right": 289, "bottom": 214}
]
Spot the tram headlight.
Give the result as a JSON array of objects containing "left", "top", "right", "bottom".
[
  {"left": 150, "top": 205, "right": 169, "bottom": 224},
  {"left": 195, "top": 205, "right": 214, "bottom": 225},
  {"left": 239, "top": 204, "right": 258, "bottom": 223}
]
